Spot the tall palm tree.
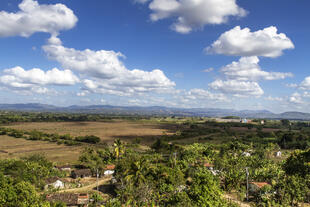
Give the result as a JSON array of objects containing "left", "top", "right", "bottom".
[{"left": 114, "top": 138, "right": 124, "bottom": 159}]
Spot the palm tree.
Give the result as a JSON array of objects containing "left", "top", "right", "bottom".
[{"left": 114, "top": 138, "right": 124, "bottom": 159}]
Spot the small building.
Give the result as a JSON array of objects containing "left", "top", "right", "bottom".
[
  {"left": 104, "top": 170, "right": 114, "bottom": 176},
  {"left": 103, "top": 165, "right": 115, "bottom": 176},
  {"left": 57, "top": 165, "right": 72, "bottom": 171},
  {"left": 203, "top": 163, "right": 214, "bottom": 170},
  {"left": 105, "top": 164, "right": 115, "bottom": 170},
  {"left": 241, "top": 118, "right": 248, "bottom": 123},
  {"left": 46, "top": 193, "right": 89, "bottom": 207},
  {"left": 260, "top": 120, "right": 265, "bottom": 125},
  {"left": 249, "top": 182, "right": 270, "bottom": 193},
  {"left": 71, "top": 169, "right": 92, "bottom": 179},
  {"left": 44, "top": 177, "right": 64, "bottom": 190},
  {"left": 242, "top": 152, "right": 251, "bottom": 157},
  {"left": 275, "top": 151, "right": 282, "bottom": 157}
]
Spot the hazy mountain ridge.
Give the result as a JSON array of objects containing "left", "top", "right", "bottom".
[{"left": 0, "top": 103, "right": 310, "bottom": 120}]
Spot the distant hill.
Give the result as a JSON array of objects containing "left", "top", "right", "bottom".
[{"left": 0, "top": 103, "right": 310, "bottom": 120}]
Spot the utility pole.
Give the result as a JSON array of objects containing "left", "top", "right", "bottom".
[
  {"left": 246, "top": 167, "right": 249, "bottom": 202},
  {"left": 96, "top": 168, "right": 99, "bottom": 191}
]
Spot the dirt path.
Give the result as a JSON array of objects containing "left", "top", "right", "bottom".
[
  {"left": 223, "top": 194, "right": 251, "bottom": 207},
  {"left": 59, "top": 177, "right": 112, "bottom": 193}
]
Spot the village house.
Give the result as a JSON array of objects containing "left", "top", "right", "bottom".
[
  {"left": 249, "top": 182, "right": 270, "bottom": 194},
  {"left": 241, "top": 118, "right": 248, "bottom": 123},
  {"left": 44, "top": 177, "right": 65, "bottom": 190},
  {"left": 46, "top": 193, "right": 89, "bottom": 207},
  {"left": 104, "top": 164, "right": 115, "bottom": 176},
  {"left": 275, "top": 151, "right": 282, "bottom": 157},
  {"left": 242, "top": 151, "right": 251, "bottom": 157},
  {"left": 57, "top": 165, "right": 72, "bottom": 171},
  {"left": 71, "top": 169, "right": 92, "bottom": 179},
  {"left": 203, "top": 163, "right": 214, "bottom": 170}
]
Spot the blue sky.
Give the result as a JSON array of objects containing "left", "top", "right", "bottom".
[{"left": 0, "top": 0, "right": 309, "bottom": 113}]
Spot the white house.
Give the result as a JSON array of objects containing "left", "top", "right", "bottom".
[
  {"left": 275, "top": 151, "right": 282, "bottom": 157},
  {"left": 104, "top": 170, "right": 114, "bottom": 176},
  {"left": 45, "top": 177, "right": 65, "bottom": 190},
  {"left": 242, "top": 152, "right": 251, "bottom": 157}
]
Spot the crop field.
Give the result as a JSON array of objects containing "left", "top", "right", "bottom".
[
  {"left": 3, "top": 120, "right": 172, "bottom": 144},
  {"left": 0, "top": 135, "right": 82, "bottom": 164}
]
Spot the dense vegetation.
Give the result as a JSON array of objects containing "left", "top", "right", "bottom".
[
  {"left": 0, "top": 113, "right": 310, "bottom": 206},
  {"left": 0, "top": 154, "right": 63, "bottom": 206},
  {"left": 0, "top": 111, "right": 150, "bottom": 124}
]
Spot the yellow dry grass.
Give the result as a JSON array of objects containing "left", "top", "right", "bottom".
[
  {"left": 4, "top": 121, "right": 169, "bottom": 144},
  {"left": 0, "top": 135, "right": 82, "bottom": 164}
]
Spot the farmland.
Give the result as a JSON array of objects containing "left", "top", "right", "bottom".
[
  {"left": 3, "top": 120, "right": 171, "bottom": 144},
  {"left": 0, "top": 135, "right": 82, "bottom": 164}
]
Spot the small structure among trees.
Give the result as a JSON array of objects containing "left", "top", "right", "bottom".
[
  {"left": 71, "top": 169, "right": 92, "bottom": 179},
  {"left": 44, "top": 177, "right": 65, "bottom": 190},
  {"left": 56, "top": 165, "right": 72, "bottom": 172},
  {"left": 46, "top": 193, "right": 89, "bottom": 206},
  {"left": 249, "top": 182, "right": 270, "bottom": 193},
  {"left": 275, "top": 151, "right": 282, "bottom": 157}
]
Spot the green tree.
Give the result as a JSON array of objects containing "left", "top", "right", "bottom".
[
  {"left": 187, "top": 169, "right": 230, "bottom": 207},
  {"left": 0, "top": 173, "right": 48, "bottom": 207},
  {"left": 79, "top": 147, "right": 113, "bottom": 173}
]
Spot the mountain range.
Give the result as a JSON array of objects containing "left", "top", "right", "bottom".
[{"left": 0, "top": 103, "right": 310, "bottom": 120}]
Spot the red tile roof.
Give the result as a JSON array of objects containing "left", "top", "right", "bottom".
[
  {"left": 250, "top": 182, "right": 269, "bottom": 189},
  {"left": 105, "top": 164, "right": 115, "bottom": 170},
  {"left": 203, "top": 163, "right": 214, "bottom": 167}
]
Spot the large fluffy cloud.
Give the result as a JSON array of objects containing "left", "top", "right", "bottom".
[
  {"left": 299, "top": 77, "right": 310, "bottom": 90},
  {"left": 209, "top": 79, "right": 264, "bottom": 97},
  {"left": 1, "top": 66, "right": 79, "bottom": 86},
  {"left": 206, "top": 26, "right": 294, "bottom": 57},
  {"left": 0, "top": 0, "right": 77, "bottom": 37},
  {"left": 43, "top": 36, "right": 175, "bottom": 96},
  {"left": 0, "top": 66, "right": 79, "bottom": 94},
  {"left": 148, "top": 0, "right": 246, "bottom": 34},
  {"left": 221, "top": 56, "right": 293, "bottom": 81}
]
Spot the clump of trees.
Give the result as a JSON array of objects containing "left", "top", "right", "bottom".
[{"left": 0, "top": 154, "right": 65, "bottom": 206}]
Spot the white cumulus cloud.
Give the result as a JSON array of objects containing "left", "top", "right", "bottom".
[
  {"left": 0, "top": 66, "right": 79, "bottom": 86},
  {"left": 43, "top": 36, "right": 175, "bottom": 96},
  {"left": 0, "top": 66, "right": 79, "bottom": 94},
  {"left": 264, "top": 96, "right": 284, "bottom": 102},
  {"left": 148, "top": 0, "right": 246, "bottom": 34},
  {"left": 206, "top": 26, "right": 294, "bottom": 57},
  {"left": 209, "top": 79, "right": 264, "bottom": 97},
  {"left": 299, "top": 77, "right": 310, "bottom": 90},
  {"left": 186, "top": 88, "right": 228, "bottom": 102},
  {"left": 0, "top": 0, "right": 77, "bottom": 37},
  {"left": 289, "top": 92, "right": 303, "bottom": 104},
  {"left": 221, "top": 56, "right": 293, "bottom": 81}
]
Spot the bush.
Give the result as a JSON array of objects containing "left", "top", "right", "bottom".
[{"left": 75, "top": 135, "right": 100, "bottom": 144}]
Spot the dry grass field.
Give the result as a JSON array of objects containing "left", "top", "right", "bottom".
[
  {"left": 0, "top": 135, "right": 82, "bottom": 164},
  {"left": 3, "top": 120, "right": 171, "bottom": 144}
]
